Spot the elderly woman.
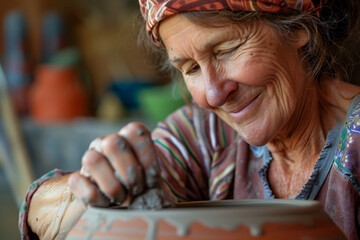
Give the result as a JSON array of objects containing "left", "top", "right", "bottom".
[{"left": 19, "top": 0, "right": 360, "bottom": 239}]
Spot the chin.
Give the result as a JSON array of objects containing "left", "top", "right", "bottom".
[
  {"left": 241, "top": 135, "right": 270, "bottom": 147},
  {"left": 217, "top": 112, "right": 275, "bottom": 146},
  {"left": 234, "top": 124, "right": 273, "bottom": 147}
]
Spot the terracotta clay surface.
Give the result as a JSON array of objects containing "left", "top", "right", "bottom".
[{"left": 66, "top": 199, "right": 346, "bottom": 240}]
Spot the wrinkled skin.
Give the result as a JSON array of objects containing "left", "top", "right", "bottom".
[
  {"left": 28, "top": 123, "right": 176, "bottom": 240},
  {"left": 158, "top": 14, "right": 358, "bottom": 198},
  {"left": 67, "top": 122, "right": 177, "bottom": 210},
  {"left": 160, "top": 15, "right": 309, "bottom": 147},
  {"left": 69, "top": 122, "right": 165, "bottom": 207},
  {"left": 27, "top": 13, "right": 360, "bottom": 240}
]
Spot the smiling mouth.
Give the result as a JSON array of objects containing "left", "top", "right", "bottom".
[{"left": 227, "top": 92, "right": 262, "bottom": 119}]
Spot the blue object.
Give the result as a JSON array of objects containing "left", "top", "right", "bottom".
[
  {"left": 108, "top": 80, "right": 155, "bottom": 110},
  {"left": 41, "top": 12, "right": 66, "bottom": 63},
  {"left": 3, "top": 11, "right": 31, "bottom": 90},
  {"left": 4, "top": 11, "right": 27, "bottom": 55}
]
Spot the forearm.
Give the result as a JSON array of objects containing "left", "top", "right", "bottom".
[{"left": 27, "top": 172, "right": 85, "bottom": 240}]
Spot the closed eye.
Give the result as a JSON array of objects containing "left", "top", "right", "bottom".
[
  {"left": 216, "top": 45, "right": 241, "bottom": 57},
  {"left": 185, "top": 64, "right": 200, "bottom": 75}
]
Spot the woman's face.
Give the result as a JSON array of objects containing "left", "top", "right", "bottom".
[{"left": 159, "top": 14, "right": 309, "bottom": 146}]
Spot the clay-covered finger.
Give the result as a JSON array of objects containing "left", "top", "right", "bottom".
[
  {"left": 68, "top": 172, "right": 110, "bottom": 207},
  {"left": 80, "top": 166, "right": 90, "bottom": 177},
  {"left": 81, "top": 136, "right": 105, "bottom": 178},
  {"left": 119, "top": 122, "right": 161, "bottom": 188},
  {"left": 81, "top": 149, "right": 126, "bottom": 205},
  {"left": 89, "top": 137, "right": 104, "bottom": 153},
  {"left": 100, "top": 133, "right": 144, "bottom": 196}
]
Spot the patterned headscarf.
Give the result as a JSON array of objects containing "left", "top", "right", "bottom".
[{"left": 139, "top": 0, "right": 322, "bottom": 47}]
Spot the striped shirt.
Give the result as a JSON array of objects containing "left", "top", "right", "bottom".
[
  {"left": 152, "top": 101, "right": 360, "bottom": 239},
  {"left": 20, "top": 99, "right": 360, "bottom": 240}
]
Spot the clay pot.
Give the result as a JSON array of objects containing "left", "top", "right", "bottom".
[
  {"left": 29, "top": 65, "right": 89, "bottom": 123},
  {"left": 65, "top": 199, "right": 345, "bottom": 240}
]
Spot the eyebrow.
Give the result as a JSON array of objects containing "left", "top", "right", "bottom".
[
  {"left": 169, "top": 55, "right": 186, "bottom": 69},
  {"left": 172, "top": 56, "right": 182, "bottom": 62},
  {"left": 200, "top": 28, "right": 236, "bottom": 50},
  {"left": 168, "top": 28, "right": 237, "bottom": 67},
  {"left": 170, "top": 55, "right": 184, "bottom": 64},
  {"left": 160, "top": 35, "right": 186, "bottom": 67}
]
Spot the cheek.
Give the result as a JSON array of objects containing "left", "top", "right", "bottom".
[
  {"left": 226, "top": 52, "right": 277, "bottom": 87},
  {"left": 270, "top": 81, "right": 297, "bottom": 113},
  {"left": 230, "top": 50, "right": 300, "bottom": 109}
]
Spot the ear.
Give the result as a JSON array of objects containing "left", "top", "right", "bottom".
[{"left": 295, "top": 29, "right": 309, "bottom": 49}]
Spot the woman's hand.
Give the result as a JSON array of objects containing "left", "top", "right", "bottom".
[
  {"left": 27, "top": 122, "right": 175, "bottom": 240},
  {"left": 68, "top": 122, "right": 175, "bottom": 208}
]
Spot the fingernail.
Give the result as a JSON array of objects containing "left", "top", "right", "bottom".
[
  {"left": 95, "top": 191, "right": 111, "bottom": 207},
  {"left": 89, "top": 138, "right": 103, "bottom": 153}
]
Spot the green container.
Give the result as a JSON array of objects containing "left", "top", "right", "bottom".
[{"left": 138, "top": 81, "right": 189, "bottom": 123}]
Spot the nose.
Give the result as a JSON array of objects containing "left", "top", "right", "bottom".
[{"left": 203, "top": 65, "right": 238, "bottom": 107}]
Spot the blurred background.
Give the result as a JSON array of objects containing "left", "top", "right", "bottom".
[
  {"left": 0, "top": 1, "right": 360, "bottom": 239},
  {"left": 0, "top": 0, "right": 188, "bottom": 238}
]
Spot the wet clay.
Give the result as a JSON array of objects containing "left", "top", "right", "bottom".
[
  {"left": 66, "top": 199, "right": 346, "bottom": 240},
  {"left": 129, "top": 187, "right": 177, "bottom": 210}
]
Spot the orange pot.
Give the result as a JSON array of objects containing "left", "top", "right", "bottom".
[
  {"left": 66, "top": 199, "right": 346, "bottom": 240},
  {"left": 29, "top": 65, "right": 90, "bottom": 123}
]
